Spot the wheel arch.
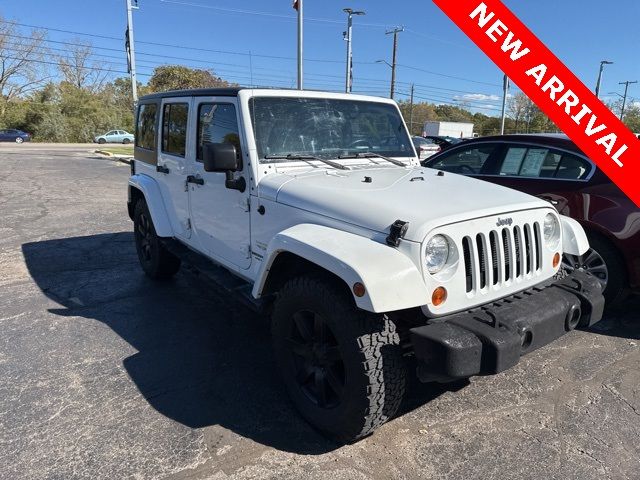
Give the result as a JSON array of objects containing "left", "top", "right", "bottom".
[
  {"left": 127, "top": 175, "right": 173, "bottom": 237},
  {"left": 252, "top": 224, "right": 430, "bottom": 313},
  {"left": 579, "top": 222, "right": 629, "bottom": 279}
]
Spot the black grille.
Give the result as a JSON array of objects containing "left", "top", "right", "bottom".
[{"left": 461, "top": 221, "right": 542, "bottom": 294}]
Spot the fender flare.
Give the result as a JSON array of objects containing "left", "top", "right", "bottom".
[
  {"left": 560, "top": 215, "right": 589, "bottom": 256},
  {"left": 128, "top": 174, "right": 173, "bottom": 237},
  {"left": 252, "top": 224, "right": 430, "bottom": 313}
]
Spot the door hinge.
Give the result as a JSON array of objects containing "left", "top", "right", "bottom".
[
  {"left": 186, "top": 218, "right": 192, "bottom": 230},
  {"left": 243, "top": 197, "right": 250, "bottom": 212}
]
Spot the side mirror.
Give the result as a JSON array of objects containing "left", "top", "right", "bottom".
[{"left": 203, "top": 143, "right": 240, "bottom": 172}]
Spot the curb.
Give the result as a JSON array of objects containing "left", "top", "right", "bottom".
[
  {"left": 94, "top": 150, "right": 132, "bottom": 165},
  {"left": 94, "top": 149, "right": 114, "bottom": 157}
]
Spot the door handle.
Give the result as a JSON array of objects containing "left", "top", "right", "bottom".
[
  {"left": 186, "top": 175, "right": 204, "bottom": 186},
  {"left": 156, "top": 165, "right": 170, "bottom": 174}
]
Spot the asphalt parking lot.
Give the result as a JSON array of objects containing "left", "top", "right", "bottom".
[{"left": 1, "top": 143, "right": 639, "bottom": 480}]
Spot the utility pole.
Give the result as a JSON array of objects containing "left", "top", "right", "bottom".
[
  {"left": 595, "top": 60, "right": 613, "bottom": 99},
  {"left": 409, "top": 83, "right": 415, "bottom": 134},
  {"left": 386, "top": 26, "right": 403, "bottom": 99},
  {"left": 125, "top": 0, "right": 138, "bottom": 109},
  {"left": 500, "top": 74, "right": 509, "bottom": 134},
  {"left": 294, "top": 0, "right": 303, "bottom": 89},
  {"left": 618, "top": 80, "right": 637, "bottom": 120},
  {"left": 342, "top": 8, "right": 365, "bottom": 93}
]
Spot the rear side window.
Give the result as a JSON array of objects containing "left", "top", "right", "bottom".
[
  {"left": 136, "top": 104, "right": 157, "bottom": 150},
  {"left": 197, "top": 103, "right": 240, "bottom": 161},
  {"left": 499, "top": 146, "right": 591, "bottom": 180},
  {"left": 428, "top": 144, "right": 498, "bottom": 174},
  {"left": 162, "top": 103, "right": 189, "bottom": 157}
]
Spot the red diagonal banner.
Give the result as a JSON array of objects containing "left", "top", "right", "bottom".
[{"left": 433, "top": 0, "right": 640, "bottom": 208}]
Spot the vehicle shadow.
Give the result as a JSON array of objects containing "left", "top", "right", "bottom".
[
  {"left": 21, "top": 232, "right": 448, "bottom": 454},
  {"left": 587, "top": 296, "right": 640, "bottom": 340}
]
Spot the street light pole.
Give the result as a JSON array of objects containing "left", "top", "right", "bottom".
[
  {"left": 386, "top": 26, "right": 403, "bottom": 100},
  {"left": 343, "top": 8, "right": 365, "bottom": 93},
  {"left": 125, "top": 0, "right": 138, "bottom": 109},
  {"left": 618, "top": 80, "right": 638, "bottom": 120},
  {"left": 595, "top": 60, "right": 613, "bottom": 99},
  {"left": 409, "top": 83, "right": 414, "bottom": 134},
  {"left": 500, "top": 74, "right": 509, "bottom": 134},
  {"left": 296, "top": 0, "right": 304, "bottom": 89}
]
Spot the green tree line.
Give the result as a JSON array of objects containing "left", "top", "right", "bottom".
[{"left": 2, "top": 18, "right": 638, "bottom": 142}]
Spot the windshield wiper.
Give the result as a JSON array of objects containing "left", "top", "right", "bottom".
[
  {"left": 338, "top": 152, "right": 407, "bottom": 167},
  {"left": 263, "top": 154, "right": 349, "bottom": 170}
]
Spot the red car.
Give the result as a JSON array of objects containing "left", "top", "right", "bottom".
[{"left": 423, "top": 134, "right": 639, "bottom": 306}]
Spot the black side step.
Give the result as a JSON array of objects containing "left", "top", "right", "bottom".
[{"left": 161, "top": 239, "right": 269, "bottom": 314}]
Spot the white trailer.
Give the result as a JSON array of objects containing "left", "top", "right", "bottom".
[{"left": 423, "top": 121, "right": 474, "bottom": 138}]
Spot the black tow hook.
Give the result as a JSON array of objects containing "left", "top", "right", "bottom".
[{"left": 565, "top": 304, "right": 582, "bottom": 331}]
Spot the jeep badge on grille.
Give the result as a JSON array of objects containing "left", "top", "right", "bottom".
[{"left": 496, "top": 217, "right": 513, "bottom": 227}]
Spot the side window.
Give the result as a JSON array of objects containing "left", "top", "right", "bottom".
[
  {"left": 162, "top": 103, "right": 189, "bottom": 157},
  {"left": 499, "top": 147, "right": 590, "bottom": 180},
  {"left": 499, "top": 147, "right": 556, "bottom": 177},
  {"left": 197, "top": 103, "right": 240, "bottom": 161},
  {"left": 428, "top": 144, "right": 498, "bottom": 174},
  {"left": 555, "top": 153, "right": 591, "bottom": 179},
  {"left": 135, "top": 103, "right": 157, "bottom": 150}
]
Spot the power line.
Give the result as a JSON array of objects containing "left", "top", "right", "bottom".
[
  {"left": 3, "top": 37, "right": 504, "bottom": 100},
  {"left": 5, "top": 21, "right": 500, "bottom": 88},
  {"left": 397, "top": 64, "right": 502, "bottom": 87}
]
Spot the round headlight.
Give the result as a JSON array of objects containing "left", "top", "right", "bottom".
[
  {"left": 543, "top": 213, "right": 560, "bottom": 248},
  {"left": 425, "top": 235, "right": 450, "bottom": 274}
]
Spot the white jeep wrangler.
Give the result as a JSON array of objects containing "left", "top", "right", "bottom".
[{"left": 127, "top": 88, "right": 604, "bottom": 442}]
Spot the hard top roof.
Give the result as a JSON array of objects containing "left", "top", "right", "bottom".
[{"left": 139, "top": 87, "right": 244, "bottom": 101}]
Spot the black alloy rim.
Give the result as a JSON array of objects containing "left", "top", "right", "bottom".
[
  {"left": 136, "top": 212, "right": 153, "bottom": 262},
  {"left": 287, "top": 310, "right": 345, "bottom": 408}
]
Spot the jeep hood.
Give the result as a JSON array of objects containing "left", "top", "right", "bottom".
[{"left": 259, "top": 167, "right": 549, "bottom": 242}]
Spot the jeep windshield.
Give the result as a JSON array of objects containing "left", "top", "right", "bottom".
[{"left": 249, "top": 97, "right": 414, "bottom": 164}]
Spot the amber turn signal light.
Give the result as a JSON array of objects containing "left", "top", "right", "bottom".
[
  {"left": 352, "top": 282, "right": 366, "bottom": 297},
  {"left": 432, "top": 286, "right": 447, "bottom": 306},
  {"left": 552, "top": 252, "right": 561, "bottom": 268}
]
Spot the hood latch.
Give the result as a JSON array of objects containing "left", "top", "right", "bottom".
[{"left": 386, "top": 220, "right": 409, "bottom": 247}]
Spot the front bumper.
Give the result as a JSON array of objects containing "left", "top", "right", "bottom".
[{"left": 410, "top": 270, "right": 604, "bottom": 382}]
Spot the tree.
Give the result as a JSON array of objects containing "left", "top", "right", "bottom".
[
  {"left": 147, "top": 65, "right": 235, "bottom": 92},
  {"left": 397, "top": 100, "right": 438, "bottom": 135},
  {"left": 0, "top": 18, "right": 49, "bottom": 115},
  {"left": 623, "top": 103, "right": 640, "bottom": 132},
  {"left": 507, "top": 92, "right": 530, "bottom": 132},
  {"left": 57, "top": 40, "right": 110, "bottom": 92}
]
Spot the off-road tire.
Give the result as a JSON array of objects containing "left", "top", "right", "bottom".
[
  {"left": 133, "top": 199, "right": 181, "bottom": 280},
  {"left": 271, "top": 274, "right": 406, "bottom": 443},
  {"left": 561, "top": 232, "right": 627, "bottom": 306}
]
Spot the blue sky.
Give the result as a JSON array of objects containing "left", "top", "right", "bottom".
[{"left": 2, "top": 0, "right": 639, "bottom": 115}]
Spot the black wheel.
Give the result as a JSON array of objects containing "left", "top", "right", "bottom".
[
  {"left": 123, "top": 138, "right": 131, "bottom": 144},
  {"left": 271, "top": 274, "right": 406, "bottom": 443},
  {"left": 562, "top": 233, "right": 627, "bottom": 306},
  {"left": 98, "top": 138, "right": 106, "bottom": 144},
  {"left": 133, "top": 200, "right": 181, "bottom": 280}
]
